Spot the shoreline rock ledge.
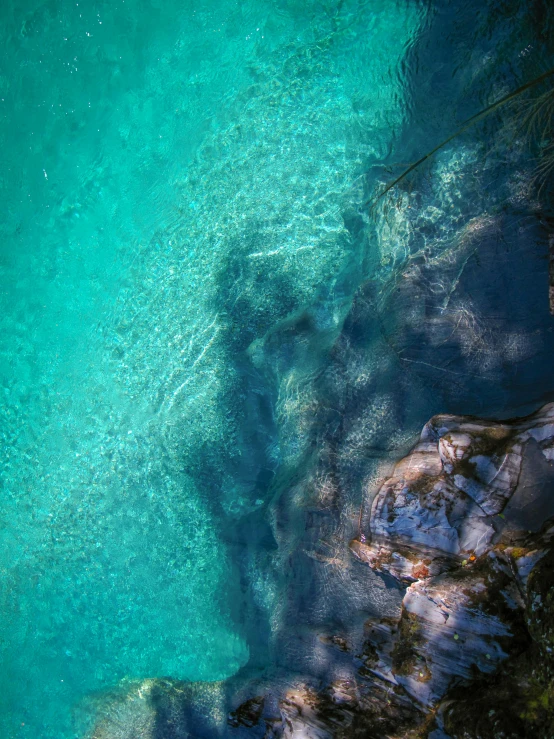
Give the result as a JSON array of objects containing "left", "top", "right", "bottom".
[
  {"left": 86, "top": 403, "right": 554, "bottom": 738},
  {"left": 347, "top": 401, "right": 554, "bottom": 737}
]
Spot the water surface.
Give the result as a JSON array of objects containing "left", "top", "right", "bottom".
[{"left": 0, "top": 0, "right": 419, "bottom": 735}]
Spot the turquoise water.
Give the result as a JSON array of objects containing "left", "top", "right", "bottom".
[{"left": 0, "top": 0, "right": 419, "bottom": 736}]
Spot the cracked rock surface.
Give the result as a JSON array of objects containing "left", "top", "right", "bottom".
[
  {"left": 356, "top": 402, "right": 554, "bottom": 583},
  {"left": 347, "top": 402, "right": 554, "bottom": 736}
]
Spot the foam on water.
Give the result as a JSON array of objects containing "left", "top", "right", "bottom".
[{"left": 0, "top": 0, "right": 418, "bottom": 736}]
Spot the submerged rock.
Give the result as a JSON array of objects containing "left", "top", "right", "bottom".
[
  {"left": 82, "top": 678, "right": 228, "bottom": 739},
  {"left": 227, "top": 696, "right": 265, "bottom": 729}
]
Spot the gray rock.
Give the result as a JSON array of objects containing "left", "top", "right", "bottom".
[
  {"left": 348, "top": 403, "right": 554, "bottom": 719},
  {"left": 353, "top": 402, "right": 554, "bottom": 582},
  {"left": 393, "top": 552, "right": 524, "bottom": 706}
]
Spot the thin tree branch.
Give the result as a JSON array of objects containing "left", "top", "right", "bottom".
[{"left": 366, "top": 66, "right": 554, "bottom": 207}]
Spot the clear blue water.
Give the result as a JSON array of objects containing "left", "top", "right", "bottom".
[{"left": 0, "top": 0, "right": 420, "bottom": 736}]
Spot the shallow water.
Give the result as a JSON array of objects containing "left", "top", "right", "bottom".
[{"left": 0, "top": 0, "right": 420, "bottom": 736}]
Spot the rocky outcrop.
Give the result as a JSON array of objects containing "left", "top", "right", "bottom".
[
  {"left": 238, "top": 402, "right": 554, "bottom": 737},
  {"left": 353, "top": 402, "right": 554, "bottom": 582},
  {"left": 347, "top": 401, "right": 554, "bottom": 736}
]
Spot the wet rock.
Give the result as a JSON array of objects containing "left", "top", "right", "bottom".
[
  {"left": 318, "top": 634, "right": 350, "bottom": 652},
  {"left": 349, "top": 537, "right": 453, "bottom": 584},
  {"left": 275, "top": 678, "right": 428, "bottom": 739}
]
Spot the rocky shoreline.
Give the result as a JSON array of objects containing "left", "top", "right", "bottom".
[{"left": 87, "top": 402, "right": 554, "bottom": 738}]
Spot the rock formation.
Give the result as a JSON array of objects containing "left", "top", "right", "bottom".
[
  {"left": 348, "top": 401, "right": 554, "bottom": 736},
  {"left": 263, "top": 402, "right": 554, "bottom": 737}
]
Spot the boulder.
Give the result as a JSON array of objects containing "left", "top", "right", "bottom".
[{"left": 354, "top": 402, "right": 554, "bottom": 582}]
